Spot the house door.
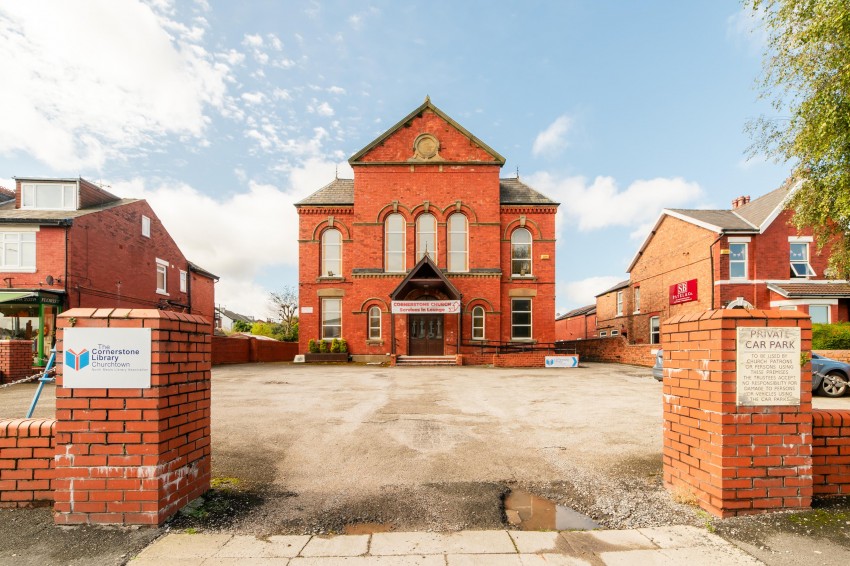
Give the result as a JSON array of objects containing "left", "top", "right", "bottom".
[{"left": 408, "top": 314, "right": 444, "bottom": 356}]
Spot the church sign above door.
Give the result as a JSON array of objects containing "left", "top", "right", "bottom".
[{"left": 391, "top": 300, "right": 461, "bottom": 314}]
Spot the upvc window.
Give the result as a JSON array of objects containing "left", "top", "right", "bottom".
[
  {"left": 472, "top": 306, "right": 485, "bottom": 340},
  {"left": 322, "top": 298, "right": 342, "bottom": 340},
  {"left": 729, "top": 243, "right": 748, "bottom": 279},
  {"left": 21, "top": 183, "right": 77, "bottom": 210},
  {"left": 447, "top": 213, "right": 468, "bottom": 272},
  {"left": 156, "top": 259, "right": 168, "bottom": 294},
  {"left": 790, "top": 242, "right": 815, "bottom": 277},
  {"left": 0, "top": 232, "right": 36, "bottom": 271},
  {"left": 385, "top": 213, "right": 406, "bottom": 272},
  {"left": 322, "top": 228, "right": 342, "bottom": 277},
  {"left": 633, "top": 287, "right": 640, "bottom": 314},
  {"left": 599, "top": 331, "right": 608, "bottom": 337},
  {"left": 511, "top": 228, "right": 532, "bottom": 276},
  {"left": 611, "top": 329, "right": 620, "bottom": 336},
  {"left": 511, "top": 298, "right": 532, "bottom": 340},
  {"left": 416, "top": 213, "right": 437, "bottom": 262},
  {"left": 179, "top": 270, "right": 188, "bottom": 293},
  {"left": 142, "top": 215, "right": 151, "bottom": 238},
  {"left": 650, "top": 316, "right": 660, "bottom": 344},
  {"left": 616, "top": 291, "right": 623, "bottom": 316},
  {"left": 809, "top": 304, "right": 830, "bottom": 324},
  {"left": 368, "top": 306, "right": 381, "bottom": 340}
]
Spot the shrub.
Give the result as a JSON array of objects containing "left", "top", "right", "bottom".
[
  {"left": 308, "top": 339, "right": 319, "bottom": 353},
  {"left": 330, "top": 338, "right": 340, "bottom": 353},
  {"left": 339, "top": 338, "right": 348, "bottom": 353},
  {"left": 812, "top": 323, "right": 850, "bottom": 350},
  {"left": 319, "top": 339, "right": 328, "bottom": 353}
]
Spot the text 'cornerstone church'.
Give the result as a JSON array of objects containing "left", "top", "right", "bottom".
[{"left": 295, "top": 98, "right": 559, "bottom": 364}]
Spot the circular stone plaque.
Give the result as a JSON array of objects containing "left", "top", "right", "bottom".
[{"left": 413, "top": 134, "right": 439, "bottom": 159}]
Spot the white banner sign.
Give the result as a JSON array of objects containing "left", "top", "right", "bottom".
[
  {"left": 391, "top": 300, "right": 461, "bottom": 314},
  {"left": 63, "top": 328, "right": 152, "bottom": 389},
  {"left": 545, "top": 355, "right": 579, "bottom": 368}
]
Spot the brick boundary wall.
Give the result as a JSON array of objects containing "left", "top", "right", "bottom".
[
  {"left": 812, "top": 410, "right": 850, "bottom": 496},
  {"left": 459, "top": 352, "right": 552, "bottom": 367},
  {"left": 814, "top": 350, "right": 850, "bottom": 364},
  {"left": 53, "top": 308, "right": 212, "bottom": 526},
  {"left": 212, "top": 336, "right": 298, "bottom": 365},
  {"left": 0, "top": 340, "right": 37, "bottom": 384},
  {"left": 557, "top": 337, "right": 655, "bottom": 367},
  {"left": 0, "top": 418, "right": 56, "bottom": 507},
  {"left": 662, "top": 309, "right": 813, "bottom": 518}
]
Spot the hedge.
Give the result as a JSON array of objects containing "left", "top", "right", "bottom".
[{"left": 812, "top": 323, "right": 850, "bottom": 350}]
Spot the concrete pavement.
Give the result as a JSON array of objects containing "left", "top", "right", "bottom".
[{"left": 131, "top": 525, "right": 763, "bottom": 565}]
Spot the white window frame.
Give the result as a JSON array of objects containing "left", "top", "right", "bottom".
[
  {"left": 650, "top": 316, "right": 660, "bottom": 345},
  {"left": 611, "top": 329, "right": 620, "bottom": 336},
  {"left": 511, "top": 228, "right": 533, "bottom": 277},
  {"left": 511, "top": 298, "right": 533, "bottom": 341},
  {"left": 0, "top": 227, "right": 38, "bottom": 272},
  {"left": 599, "top": 331, "right": 608, "bottom": 338},
  {"left": 472, "top": 306, "right": 485, "bottom": 340},
  {"left": 142, "top": 215, "right": 151, "bottom": 238},
  {"left": 21, "top": 183, "right": 77, "bottom": 210},
  {"left": 368, "top": 306, "right": 381, "bottom": 340},
  {"left": 384, "top": 213, "right": 406, "bottom": 273},
  {"left": 447, "top": 213, "right": 468, "bottom": 272},
  {"left": 321, "top": 228, "right": 342, "bottom": 277},
  {"left": 179, "top": 270, "right": 188, "bottom": 293},
  {"left": 789, "top": 239, "right": 816, "bottom": 278},
  {"left": 322, "top": 298, "right": 342, "bottom": 340},
  {"left": 616, "top": 291, "right": 623, "bottom": 317},
  {"left": 809, "top": 304, "right": 830, "bottom": 324},
  {"left": 633, "top": 287, "right": 640, "bottom": 314},
  {"left": 416, "top": 213, "right": 437, "bottom": 262},
  {"left": 729, "top": 242, "right": 748, "bottom": 280},
  {"left": 156, "top": 258, "right": 169, "bottom": 295}
]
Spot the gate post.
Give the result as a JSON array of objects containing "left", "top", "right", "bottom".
[
  {"left": 662, "top": 309, "right": 813, "bottom": 517},
  {"left": 52, "top": 308, "right": 212, "bottom": 525}
]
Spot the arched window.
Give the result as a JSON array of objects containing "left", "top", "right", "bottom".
[
  {"left": 472, "top": 306, "right": 485, "bottom": 340},
  {"left": 385, "top": 213, "right": 406, "bottom": 272},
  {"left": 368, "top": 306, "right": 381, "bottom": 340},
  {"left": 511, "top": 228, "right": 532, "bottom": 276},
  {"left": 321, "top": 228, "right": 341, "bottom": 277},
  {"left": 447, "top": 213, "right": 468, "bottom": 272},
  {"left": 416, "top": 213, "right": 437, "bottom": 262}
]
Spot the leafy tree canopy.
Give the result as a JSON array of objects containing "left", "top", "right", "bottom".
[{"left": 747, "top": 0, "right": 850, "bottom": 277}]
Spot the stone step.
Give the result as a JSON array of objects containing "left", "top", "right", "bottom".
[{"left": 396, "top": 356, "right": 457, "bottom": 366}]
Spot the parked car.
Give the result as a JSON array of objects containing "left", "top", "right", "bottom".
[
  {"left": 811, "top": 353, "right": 849, "bottom": 398},
  {"left": 652, "top": 349, "right": 848, "bottom": 398}
]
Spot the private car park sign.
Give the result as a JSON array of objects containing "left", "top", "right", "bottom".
[
  {"left": 736, "top": 327, "right": 801, "bottom": 406},
  {"left": 63, "top": 328, "right": 152, "bottom": 388}
]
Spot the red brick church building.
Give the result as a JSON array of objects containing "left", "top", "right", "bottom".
[{"left": 295, "top": 98, "right": 558, "bottom": 363}]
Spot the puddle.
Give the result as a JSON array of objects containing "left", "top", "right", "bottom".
[
  {"left": 343, "top": 522, "right": 394, "bottom": 535},
  {"left": 504, "top": 490, "right": 599, "bottom": 531}
]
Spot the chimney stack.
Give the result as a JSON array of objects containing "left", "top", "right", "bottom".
[{"left": 731, "top": 195, "right": 751, "bottom": 209}]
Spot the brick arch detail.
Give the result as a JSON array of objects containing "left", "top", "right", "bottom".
[
  {"left": 410, "top": 203, "right": 447, "bottom": 223},
  {"left": 465, "top": 297, "right": 496, "bottom": 312},
  {"left": 310, "top": 217, "right": 352, "bottom": 241},
  {"left": 438, "top": 202, "right": 479, "bottom": 224},
  {"left": 503, "top": 218, "right": 543, "bottom": 240},
  {"left": 358, "top": 297, "right": 390, "bottom": 313},
  {"left": 375, "top": 203, "right": 414, "bottom": 224}
]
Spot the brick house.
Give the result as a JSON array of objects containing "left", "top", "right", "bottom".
[
  {"left": 554, "top": 304, "right": 596, "bottom": 341},
  {"left": 589, "top": 180, "right": 849, "bottom": 345},
  {"left": 0, "top": 177, "right": 217, "bottom": 381},
  {"left": 295, "top": 98, "right": 559, "bottom": 362}
]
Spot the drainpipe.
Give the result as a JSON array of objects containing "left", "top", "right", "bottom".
[{"left": 709, "top": 233, "right": 724, "bottom": 309}]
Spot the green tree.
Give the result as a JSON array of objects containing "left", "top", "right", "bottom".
[
  {"left": 746, "top": 1, "right": 850, "bottom": 277},
  {"left": 232, "top": 320, "right": 252, "bottom": 333},
  {"left": 251, "top": 321, "right": 287, "bottom": 341},
  {"left": 269, "top": 287, "right": 299, "bottom": 337}
]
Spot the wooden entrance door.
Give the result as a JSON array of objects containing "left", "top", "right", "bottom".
[{"left": 408, "top": 314, "right": 444, "bottom": 356}]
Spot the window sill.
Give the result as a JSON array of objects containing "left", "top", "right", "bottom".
[
  {"left": 511, "top": 275, "right": 535, "bottom": 279},
  {"left": 0, "top": 267, "right": 36, "bottom": 273},
  {"left": 156, "top": 290, "right": 169, "bottom": 296},
  {"left": 366, "top": 340, "right": 383, "bottom": 346},
  {"left": 318, "top": 276, "right": 345, "bottom": 281},
  {"left": 510, "top": 339, "right": 536, "bottom": 344}
]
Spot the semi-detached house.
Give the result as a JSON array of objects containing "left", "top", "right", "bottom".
[{"left": 0, "top": 177, "right": 217, "bottom": 382}]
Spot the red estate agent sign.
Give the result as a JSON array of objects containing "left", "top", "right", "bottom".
[{"left": 669, "top": 279, "right": 698, "bottom": 305}]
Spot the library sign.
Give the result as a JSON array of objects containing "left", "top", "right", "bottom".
[
  {"left": 63, "top": 328, "right": 152, "bottom": 389},
  {"left": 736, "top": 327, "right": 801, "bottom": 406}
]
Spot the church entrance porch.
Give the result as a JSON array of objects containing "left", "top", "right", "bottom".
[{"left": 408, "top": 314, "right": 444, "bottom": 356}]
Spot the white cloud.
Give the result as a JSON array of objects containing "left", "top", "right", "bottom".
[
  {"left": 557, "top": 276, "right": 623, "bottom": 314},
  {"left": 0, "top": 177, "right": 13, "bottom": 191},
  {"left": 528, "top": 172, "right": 703, "bottom": 236},
  {"left": 328, "top": 86, "right": 346, "bottom": 95},
  {"left": 242, "top": 33, "right": 263, "bottom": 48},
  {"left": 532, "top": 115, "right": 573, "bottom": 157},
  {"left": 0, "top": 0, "right": 231, "bottom": 171},
  {"left": 313, "top": 102, "right": 335, "bottom": 117},
  {"left": 349, "top": 14, "right": 363, "bottom": 30},
  {"left": 241, "top": 91, "right": 268, "bottom": 105}
]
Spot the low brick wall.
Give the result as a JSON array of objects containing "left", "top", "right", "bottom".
[
  {"left": 814, "top": 350, "right": 850, "bottom": 364},
  {"left": 459, "top": 352, "right": 551, "bottom": 367},
  {"left": 0, "top": 418, "right": 55, "bottom": 507},
  {"left": 0, "top": 340, "right": 36, "bottom": 384},
  {"left": 812, "top": 409, "right": 850, "bottom": 497},
  {"left": 212, "top": 336, "right": 298, "bottom": 365},
  {"left": 557, "top": 337, "right": 655, "bottom": 367}
]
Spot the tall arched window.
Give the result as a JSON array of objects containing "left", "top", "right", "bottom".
[
  {"left": 416, "top": 213, "right": 437, "bottom": 262},
  {"left": 447, "top": 214, "right": 468, "bottom": 272},
  {"left": 511, "top": 228, "right": 532, "bottom": 276},
  {"left": 368, "top": 306, "right": 381, "bottom": 340},
  {"left": 385, "top": 213, "right": 406, "bottom": 272},
  {"left": 472, "top": 306, "right": 485, "bottom": 340},
  {"left": 321, "top": 228, "right": 341, "bottom": 277}
]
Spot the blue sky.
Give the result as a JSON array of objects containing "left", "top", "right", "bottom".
[{"left": 0, "top": 0, "right": 786, "bottom": 318}]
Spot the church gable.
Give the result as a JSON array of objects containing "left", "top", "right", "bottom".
[{"left": 349, "top": 98, "right": 505, "bottom": 166}]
